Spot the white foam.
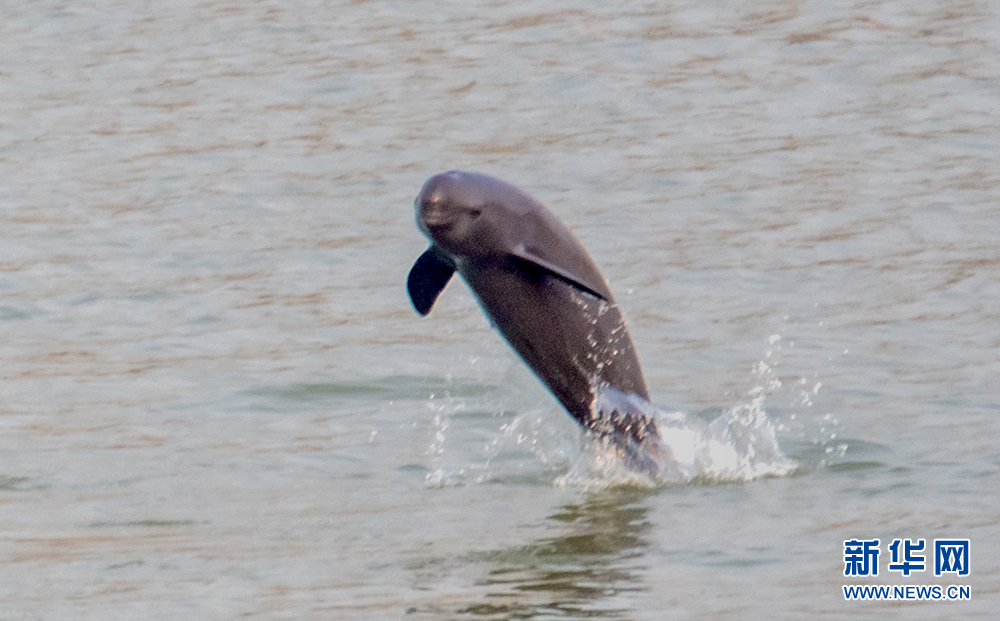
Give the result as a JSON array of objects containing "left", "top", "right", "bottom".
[{"left": 557, "top": 389, "right": 796, "bottom": 488}]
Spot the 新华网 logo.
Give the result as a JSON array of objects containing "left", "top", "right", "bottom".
[{"left": 844, "top": 538, "right": 970, "bottom": 577}]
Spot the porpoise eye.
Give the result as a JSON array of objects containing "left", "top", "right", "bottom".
[{"left": 468, "top": 209, "right": 482, "bottom": 219}]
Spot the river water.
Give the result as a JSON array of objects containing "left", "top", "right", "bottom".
[{"left": 1, "top": 0, "right": 998, "bottom": 619}]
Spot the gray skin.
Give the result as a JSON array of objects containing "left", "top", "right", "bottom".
[{"left": 407, "top": 171, "right": 660, "bottom": 455}]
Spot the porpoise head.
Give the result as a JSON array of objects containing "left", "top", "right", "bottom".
[{"left": 415, "top": 171, "right": 536, "bottom": 259}]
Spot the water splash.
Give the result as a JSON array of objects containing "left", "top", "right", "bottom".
[
  {"left": 423, "top": 334, "right": 807, "bottom": 488},
  {"left": 556, "top": 388, "right": 796, "bottom": 488},
  {"left": 423, "top": 397, "right": 458, "bottom": 487},
  {"left": 421, "top": 389, "right": 797, "bottom": 489},
  {"left": 752, "top": 331, "right": 840, "bottom": 447}
]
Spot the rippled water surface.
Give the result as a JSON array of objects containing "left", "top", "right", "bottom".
[{"left": 2, "top": 1, "right": 998, "bottom": 619}]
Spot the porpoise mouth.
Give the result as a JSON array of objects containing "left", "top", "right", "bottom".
[{"left": 418, "top": 201, "right": 452, "bottom": 228}]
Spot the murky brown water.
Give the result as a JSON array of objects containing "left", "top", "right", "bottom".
[{"left": 2, "top": 1, "right": 998, "bottom": 619}]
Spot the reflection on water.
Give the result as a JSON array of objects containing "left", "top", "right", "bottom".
[{"left": 461, "top": 487, "right": 654, "bottom": 619}]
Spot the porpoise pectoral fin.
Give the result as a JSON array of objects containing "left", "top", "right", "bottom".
[
  {"left": 407, "top": 247, "right": 455, "bottom": 316},
  {"left": 511, "top": 244, "right": 611, "bottom": 302}
]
